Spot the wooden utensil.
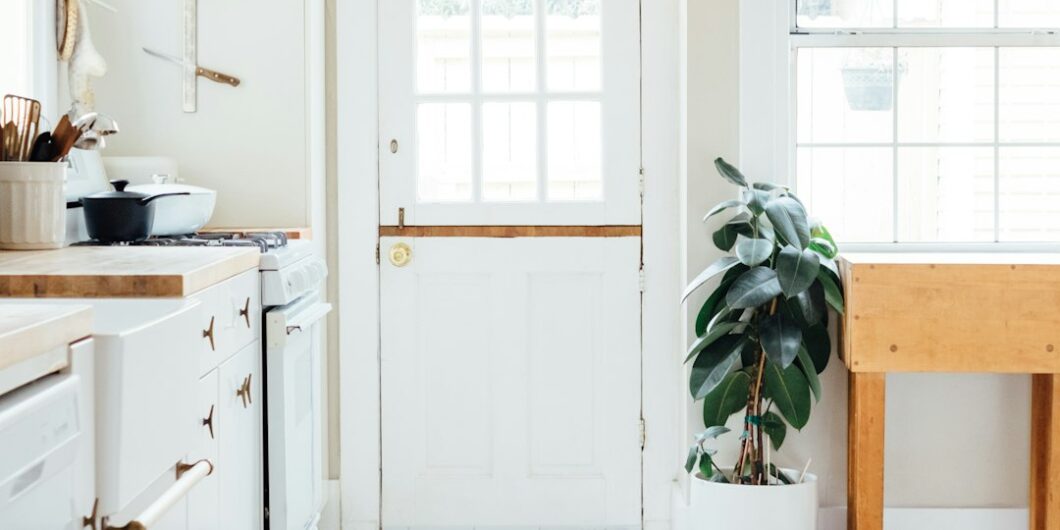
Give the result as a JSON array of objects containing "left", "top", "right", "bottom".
[
  {"left": 2, "top": 95, "right": 41, "bottom": 161},
  {"left": 2, "top": 122, "right": 17, "bottom": 162}
]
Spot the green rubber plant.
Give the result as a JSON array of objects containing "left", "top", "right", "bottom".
[{"left": 682, "top": 158, "right": 845, "bottom": 486}]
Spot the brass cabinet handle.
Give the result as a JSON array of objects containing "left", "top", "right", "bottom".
[
  {"left": 239, "top": 297, "right": 251, "bottom": 328},
  {"left": 82, "top": 498, "right": 99, "bottom": 530},
  {"left": 236, "top": 374, "right": 252, "bottom": 408},
  {"left": 202, "top": 316, "right": 215, "bottom": 351},
  {"left": 202, "top": 405, "right": 214, "bottom": 439}
]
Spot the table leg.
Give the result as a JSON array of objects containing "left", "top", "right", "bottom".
[
  {"left": 848, "top": 372, "right": 886, "bottom": 530},
  {"left": 1031, "top": 374, "right": 1060, "bottom": 530}
]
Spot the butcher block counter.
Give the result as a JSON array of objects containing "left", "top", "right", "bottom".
[
  {"left": 0, "top": 247, "right": 260, "bottom": 298},
  {"left": 0, "top": 304, "right": 92, "bottom": 371},
  {"left": 838, "top": 252, "right": 1060, "bottom": 530}
]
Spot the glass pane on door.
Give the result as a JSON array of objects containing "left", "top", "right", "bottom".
[
  {"left": 481, "top": 0, "right": 536, "bottom": 92},
  {"left": 417, "top": 0, "right": 472, "bottom": 93},
  {"left": 547, "top": 1, "right": 601, "bottom": 91},
  {"left": 418, "top": 103, "right": 473, "bottom": 202},
  {"left": 483, "top": 102, "right": 538, "bottom": 201}
]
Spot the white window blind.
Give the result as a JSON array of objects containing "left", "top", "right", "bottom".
[{"left": 792, "top": 0, "right": 1060, "bottom": 244}]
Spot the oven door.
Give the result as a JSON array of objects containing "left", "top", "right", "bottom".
[{"left": 265, "top": 293, "right": 331, "bottom": 530}]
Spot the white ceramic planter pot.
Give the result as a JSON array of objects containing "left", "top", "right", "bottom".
[
  {"left": 689, "top": 470, "right": 818, "bottom": 529},
  {"left": 0, "top": 162, "right": 67, "bottom": 250}
]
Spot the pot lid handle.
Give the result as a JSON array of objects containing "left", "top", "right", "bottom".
[{"left": 110, "top": 179, "right": 130, "bottom": 192}]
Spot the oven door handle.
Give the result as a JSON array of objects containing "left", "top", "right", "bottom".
[
  {"left": 286, "top": 302, "right": 331, "bottom": 334},
  {"left": 104, "top": 460, "right": 213, "bottom": 530}
]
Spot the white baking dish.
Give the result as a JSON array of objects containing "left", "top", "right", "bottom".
[{"left": 127, "top": 179, "right": 216, "bottom": 236}]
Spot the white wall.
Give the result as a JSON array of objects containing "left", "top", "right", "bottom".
[
  {"left": 87, "top": 0, "right": 323, "bottom": 230},
  {"left": 680, "top": 0, "right": 1031, "bottom": 511}
]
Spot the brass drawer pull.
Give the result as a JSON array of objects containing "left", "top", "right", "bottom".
[
  {"left": 82, "top": 498, "right": 98, "bottom": 530},
  {"left": 202, "top": 316, "right": 215, "bottom": 351},
  {"left": 239, "top": 297, "right": 251, "bottom": 328},
  {"left": 236, "top": 374, "right": 252, "bottom": 408},
  {"left": 202, "top": 405, "right": 214, "bottom": 439}
]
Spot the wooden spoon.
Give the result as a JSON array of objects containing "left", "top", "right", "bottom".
[{"left": 2, "top": 122, "right": 17, "bottom": 161}]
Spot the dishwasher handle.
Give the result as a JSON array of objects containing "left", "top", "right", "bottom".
[{"left": 103, "top": 459, "right": 213, "bottom": 530}]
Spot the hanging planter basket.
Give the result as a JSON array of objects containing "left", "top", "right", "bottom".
[
  {"left": 798, "top": 0, "right": 833, "bottom": 19},
  {"left": 841, "top": 65, "right": 902, "bottom": 111}
]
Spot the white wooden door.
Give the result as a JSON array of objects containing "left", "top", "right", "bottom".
[
  {"left": 218, "top": 342, "right": 263, "bottom": 530},
  {"left": 378, "top": 0, "right": 641, "bottom": 226},
  {"left": 381, "top": 237, "right": 642, "bottom": 529}
]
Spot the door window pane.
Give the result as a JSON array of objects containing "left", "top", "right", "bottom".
[
  {"left": 1000, "top": 48, "right": 1060, "bottom": 143},
  {"left": 1000, "top": 147, "right": 1060, "bottom": 241},
  {"left": 796, "top": 0, "right": 894, "bottom": 29},
  {"left": 418, "top": 0, "right": 472, "bottom": 93},
  {"left": 548, "top": 101, "right": 601, "bottom": 201},
  {"left": 797, "top": 48, "right": 894, "bottom": 143},
  {"left": 483, "top": 102, "right": 537, "bottom": 201},
  {"left": 418, "top": 103, "right": 473, "bottom": 202},
  {"left": 547, "top": 1, "right": 601, "bottom": 91},
  {"left": 897, "top": 147, "right": 994, "bottom": 242},
  {"left": 482, "top": 0, "right": 536, "bottom": 92},
  {"left": 797, "top": 147, "right": 894, "bottom": 243},
  {"left": 1000, "top": 0, "right": 1060, "bottom": 28},
  {"left": 898, "top": 48, "right": 994, "bottom": 143}
]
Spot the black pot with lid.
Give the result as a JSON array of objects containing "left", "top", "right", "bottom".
[{"left": 68, "top": 179, "right": 189, "bottom": 243}]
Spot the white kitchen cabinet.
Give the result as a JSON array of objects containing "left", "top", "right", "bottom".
[
  {"left": 188, "top": 369, "right": 220, "bottom": 530},
  {"left": 218, "top": 341, "right": 264, "bottom": 530},
  {"left": 69, "top": 338, "right": 97, "bottom": 530}
]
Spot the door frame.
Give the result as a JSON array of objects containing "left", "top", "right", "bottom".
[{"left": 335, "top": 2, "right": 681, "bottom": 529}]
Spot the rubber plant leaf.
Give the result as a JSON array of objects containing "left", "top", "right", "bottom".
[
  {"left": 776, "top": 246, "right": 821, "bottom": 298},
  {"left": 762, "top": 411, "right": 787, "bottom": 451},
  {"left": 715, "top": 157, "right": 749, "bottom": 187},
  {"left": 702, "top": 370, "right": 751, "bottom": 428},
  {"left": 690, "top": 334, "right": 748, "bottom": 399},
  {"left": 763, "top": 359, "right": 812, "bottom": 430},
  {"left": 682, "top": 256, "right": 740, "bottom": 303},
  {"left": 765, "top": 197, "right": 811, "bottom": 249},
  {"left": 735, "top": 235, "right": 773, "bottom": 267},
  {"left": 724, "top": 266, "right": 783, "bottom": 309},
  {"left": 761, "top": 312, "right": 802, "bottom": 369}
]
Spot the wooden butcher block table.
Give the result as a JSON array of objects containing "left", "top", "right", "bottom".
[{"left": 840, "top": 253, "right": 1060, "bottom": 530}]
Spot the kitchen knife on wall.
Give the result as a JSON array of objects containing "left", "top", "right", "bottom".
[{"left": 142, "top": 48, "right": 241, "bottom": 88}]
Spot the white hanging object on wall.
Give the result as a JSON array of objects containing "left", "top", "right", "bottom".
[{"left": 68, "top": 0, "right": 107, "bottom": 116}]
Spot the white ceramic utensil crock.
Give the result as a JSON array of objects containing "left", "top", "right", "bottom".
[{"left": 0, "top": 162, "right": 67, "bottom": 249}]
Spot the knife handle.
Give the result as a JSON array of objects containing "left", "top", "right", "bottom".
[{"left": 196, "top": 67, "right": 241, "bottom": 87}]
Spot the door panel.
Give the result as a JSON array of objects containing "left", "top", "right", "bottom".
[{"left": 381, "top": 237, "right": 642, "bottom": 528}]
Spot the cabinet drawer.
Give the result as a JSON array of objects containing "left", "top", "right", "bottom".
[
  {"left": 192, "top": 269, "right": 261, "bottom": 377},
  {"left": 94, "top": 300, "right": 200, "bottom": 516},
  {"left": 220, "top": 269, "right": 261, "bottom": 360}
]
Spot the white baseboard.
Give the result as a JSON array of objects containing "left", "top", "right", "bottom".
[
  {"left": 819, "top": 507, "right": 1028, "bottom": 530},
  {"left": 319, "top": 479, "right": 342, "bottom": 530}
]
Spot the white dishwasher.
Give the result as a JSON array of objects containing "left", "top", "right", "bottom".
[{"left": 0, "top": 374, "right": 82, "bottom": 529}]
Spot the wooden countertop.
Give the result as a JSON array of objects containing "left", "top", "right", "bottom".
[
  {"left": 0, "top": 247, "right": 260, "bottom": 298},
  {"left": 0, "top": 304, "right": 92, "bottom": 371}
]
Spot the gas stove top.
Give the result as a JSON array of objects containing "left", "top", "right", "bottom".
[{"left": 73, "top": 231, "right": 290, "bottom": 254}]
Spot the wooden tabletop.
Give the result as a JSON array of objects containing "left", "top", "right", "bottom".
[
  {"left": 0, "top": 247, "right": 260, "bottom": 298},
  {"left": 0, "top": 304, "right": 92, "bottom": 371},
  {"left": 839, "top": 252, "right": 1060, "bottom": 373}
]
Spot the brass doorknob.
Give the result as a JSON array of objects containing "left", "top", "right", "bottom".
[{"left": 389, "top": 242, "right": 412, "bottom": 267}]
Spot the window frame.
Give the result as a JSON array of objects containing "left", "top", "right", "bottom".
[{"left": 745, "top": 0, "right": 1060, "bottom": 251}]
